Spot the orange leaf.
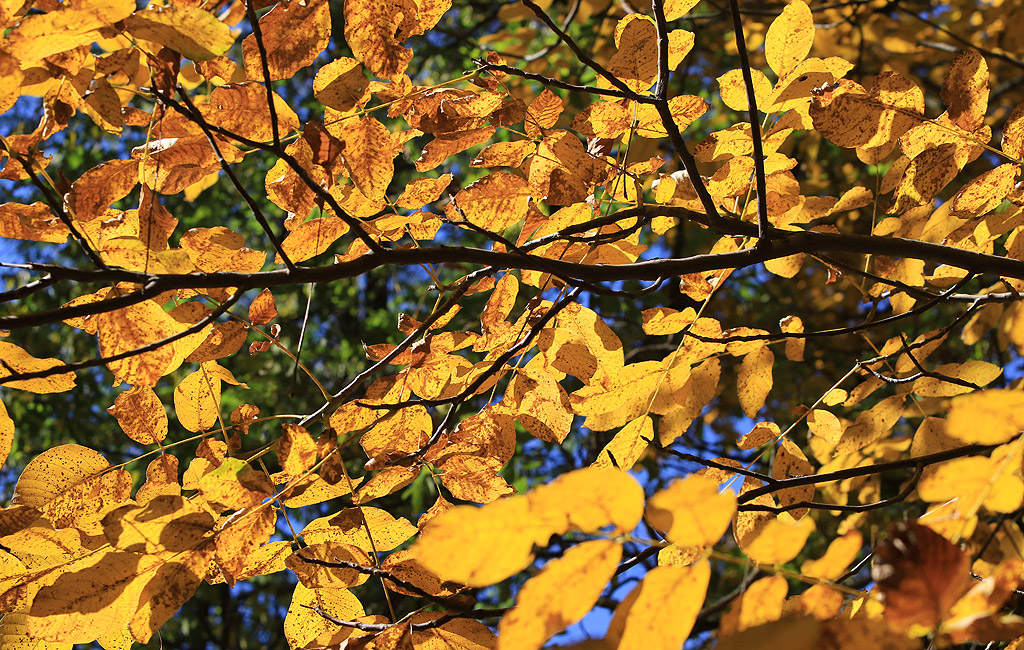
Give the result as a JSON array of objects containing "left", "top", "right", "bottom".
[{"left": 243, "top": 0, "right": 330, "bottom": 81}]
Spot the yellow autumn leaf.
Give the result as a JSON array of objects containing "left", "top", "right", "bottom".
[
  {"left": 593, "top": 414, "right": 653, "bottom": 470},
  {"left": 242, "top": 0, "right": 330, "bottom": 81},
  {"left": 4, "top": 0, "right": 135, "bottom": 62},
  {"left": 102, "top": 495, "right": 215, "bottom": 554},
  {"left": 108, "top": 385, "right": 168, "bottom": 445},
  {"left": 396, "top": 174, "right": 453, "bottom": 209},
  {"left": 0, "top": 398, "right": 12, "bottom": 470},
  {"left": 12, "top": 444, "right": 109, "bottom": 508},
  {"left": 647, "top": 474, "right": 736, "bottom": 547},
  {"left": 413, "top": 497, "right": 543, "bottom": 587},
  {"left": 946, "top": 389, "right": 1024, "bottom": 444},
  {"left": 718, "top": 68, "right": 773, "bottom": 112},
  {"left": 313, "top": 57, "right": 370, "bottom": 113},
  {"left": 447, "top": 172, "right": 532, "bottom": 231},
  {"left": 0, "top": 341, "right": 76, "bottom": 394},
  {"left": 528, "top": 467, "right": 645, "bottom": 535},
  {"left": 607, "top": 561, "right": 710, "bottom": 650},
  {"left": 197, "top": 458, "right": 273, "bottom": 511},
  {"left": 912, "top": 360, "right": 1002, "bottom": 397},
  {"left": 283, "top": 582, "right": 364, "bottom": 649},
  {"left": 833, "top": 394, "right": 906, "bottom": 455},
  {"left": 941, "top": 49, "right": 989, "bottom": 132},
  {"left": 174, "top": 363, "right": 223, "bottom": 433},
  {"left": 719, "top": 575, "right": 788, "bottom": 636},
  {"left": 735, "top": 508, "right": 816, "bottom": 565},
  {"left": 738, "top": 346, "right": 773, "bottom": 418},
  {"left": 918, "top": 453, "right": 1024, "bottom": 514},
  {"left": 570, "top": 101, "right": 631, "bottom": 139},
  {"left": 344, "top": 0, "right": 416, "bottom": 80},
  {"left": 800, "top": 530, "right": 863, "bottom": 580},
  {"left": 948, "top": 164, "right": 1020, "bottom": 218},
  {"left": 124, "top": 5, "right": 234, "bottom": 62},
  {"left": 302, "top": 507, "right": 417, "bottom": 552},
  {"left": 664, "top": 0, "right": 701, "bottom": 21},
  {"left": 765, "top": 0, "right": 814, "bottom": 78},
  {"left": 97, "top": 300, "right": 185, "bottom": 387},
  {"left": 497, "top": 540, "right": 621, "bottom": 650}
]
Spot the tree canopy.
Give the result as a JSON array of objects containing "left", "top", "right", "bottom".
[{"left": 2, "top": 0, "right": 1024, "bottom": 648}]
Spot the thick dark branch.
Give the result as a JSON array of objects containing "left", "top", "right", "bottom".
[
  {"left": 725, "top": 0, "right": 769, "bottom": 240},
  {"left": 737, "top": 442, "right": 998, "bottom": 504},
  {"left": 738, "top": 463, "right": 925, "bottom": 514},
  {"left": 10, "top": 225, "right": 1024, "bottom": 333},
  {"left": 244, "top": 0, "right": 282, "bottom": 145},
  {"left": 0, "top": 275, "right": 57, "bottom": 304}
]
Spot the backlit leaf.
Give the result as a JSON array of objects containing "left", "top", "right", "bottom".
[
  {"left": 738, "top": 346, "right": 773, "bottom": 417},
  {"left": 0, "top": 342, "right": 76, "bottom": 394},
  {"left": 946, "top": 389, "right": 1024, "bottom": 444},
  {"left": 497, "top": 540, "right": 621, "bottom": 650},
  {"left": 765, "top": 1, "right": 814, "bottom": 78},
  {"left": 124, "top": 6, "right": 234, "bottom": 62},
  {"left": 647, "top": 474, "right": 736, "bottom": 547},
  {"left": 243, "top": 0, "right": 330, "bottom": 81},
  {"left": 607, "top": 562, "right": 710, "bottom": 650}
]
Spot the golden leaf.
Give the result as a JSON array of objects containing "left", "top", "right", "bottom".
[
  {"left": 647, "top": 474, "right": 736, "bottom": 547},
  {"left": 918, "top": 451, "right": 1024, "bottom": 514},
  {"left": 664, "top": 0, "right": 701, "bottom": 20},
  {"left": 286, "top": 541, "right": 372, "bottom": 589},
  {"left": 606, "top": 562, "right": 710, "bottom": 650},
  {"left": 833, "top": 394, "right": 906, "bottom": 456},
  {"left": 314, "top": 57, "right": 370, "bottom": 112},
  {"left": 525, "top": 88, "right": 564, "bottom": 138},
  {"left": 284, "top": 582, "right": 364, "bottom": 649},
  {"left": 413, "top": 497, "right": 542, "bottom": 587},
  {"left": 243, "top": 0, "right": 330, "bottom": 81},
  {"left": 302, "top": 507, "right": 417, "bottom": 552},
  {"left": 718, "top": 68, "right": 773, "bottom": 113},
  {"left": 446, "top": 172, "right": 532, "bottom": 231},
  {"left": 124, "top": 5, "right": 234, "bottom": 62},
  {"left": 278, "top": 423, "right": 317, "bottom": 478},
  {"left": 102, "top": 495, "right": 214, "bottom": 554},
  {"left": 765, "top": 1, "right": 814, "bottom": 78},
  {"left": 66, "top": 159, "right": 139, "bottom": 223},
  {"left": 12, "top": 444, "right": 108, "bottom": 508},
  {"left": 204, "top": 83, "right": 300, "bottom": 142},
  {"left": 4, "top": 0, "right": 135, "bottom": 62},
  {"left": 197, "top": 458, "right": 273, "bottom": 512},
  {"left": 497, "top": 540, "right": 621, "bottom": 650},
  {"left": 215, "top": 506, "right": 277, "bottom": 586},
  {"left": 605, "top": 16, "right": 658, "bottom": 92},
  {"left": 941, "top": 50, "right": 989, "bottom": 132},
  {"left": 0, "top": 341, "right": 76, "bottom": 394},
  {"left": 801, "top": 530, "right": 863, "bottom": 580},
  {"left": 396, "top": 174, "right": 453, "bottom": 209},
  {"left": 570, "top": 101, "right": 630, "bottom": 139},
  {"left": 738, "top": 346, "right": 774, "bottom": 418},
  {"left": 946, "top": 389, "right": 1024, "bottom": 444},
  {"left": 344, "top": 0, "right": 418, "bottom": 80},
  {"left": 593, "top": 414, "right": 653, "bottom": 470},
  {"left": 772, "top": 438, "right": 814, "bottom": 519},
  {"left": 528, "top": 467, "right": 644, "bottom": 535},
  {"left": 720, "top": 576, "right": 788, "bottom": 636},
  {"left": 1002, "top": 102, "right": 1024, "bottom": 159},
  {"left": 108, "top": 386, "right": 167, "bottom": 445},
  {"left": 948, "top": 164, "right": 1020, "bottom": 218}
]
